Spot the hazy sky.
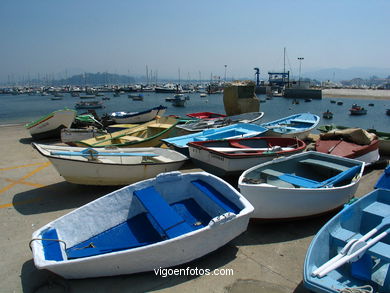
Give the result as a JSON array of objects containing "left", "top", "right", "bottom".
[{"left": 1, "top": 0, "right": 389, "bottom": 82}]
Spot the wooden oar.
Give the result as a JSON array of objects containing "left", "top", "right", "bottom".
[
  {"left": 313, "top": 215, "right": 390, "bottom": 277},
  {"left": 208, "top": 147, "right": 295, "bottom": 153},
  {"left": 50, "top": 151, "right": 157, "bottom": 157}
]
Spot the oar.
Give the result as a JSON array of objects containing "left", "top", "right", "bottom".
[
  {"left": 317, "top": 226, "right": 390, "bottom": 278},
  {"left": 313, "top": 215, "right": 390, "bottom": 277},
  {"left": 208, "top": 147, "right": 295, "bottom": 153},
  {"left": 50, "top": 151, "right": 157, "bottom": 157}
]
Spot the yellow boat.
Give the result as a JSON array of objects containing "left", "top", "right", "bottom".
[{"left": 74, "top": 116, "right": 179, "bottom": 148}]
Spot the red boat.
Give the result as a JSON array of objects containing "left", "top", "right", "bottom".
[
  {"left": 349, "top": 104, "right": 367, "bottom": 115},
  {"left": 315, "top": 139, "right": 379, "bottom": 164},
  {"left": 186, "top": 112, "right": 226, "bottom": 120}
]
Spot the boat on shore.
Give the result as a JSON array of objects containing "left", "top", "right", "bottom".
[
  {"left": 176, "top": 112, "right": 264, "bottom": 134},
  {"left": 188, "top": 137, "right": 306, "bottom": 177},
  {"left": 162, "top": 123, "right": 268, "bottom": 156},
  {"left": 375, "top": 165, "right": 390, "bottom": 189},
  {"left": 25, "top": 109, "right": 77, "bottom": 140},
  {"left": 186, "top": 112, "right": 226, "bottom": 120},
  {"left": 32, "top": 143, "right": 188, "bottom": 185},
  {"left": 74, "top": 116, "right": 178, "bottom": 148},
  {"left": 238, "top": 151, "right": 364, "bottom": 219},
  {"left": 110, "top": 105, "right": 167, "bottom": 124},
  {"left": 304, "top": 188, "right": 390, "bottom": 293},
  {"left": 30, "top": 171, "right": 253, "bottom": 278},
  {"left": 260, "top": 113, "right": 320, "bottom": 140}
]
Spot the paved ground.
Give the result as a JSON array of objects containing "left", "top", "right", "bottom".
[{"left": 0, "top": 124, "right": 387, "bottom": 293}]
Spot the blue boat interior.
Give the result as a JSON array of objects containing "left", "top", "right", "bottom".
[
  {"left": 40, "top": 179, "right": 241, "bottom": 260},
  {"left": 307, "top": 189, "right": 390, "bottom": 292},
  {"left": 261, "top": 113, "right": 318, "bottom": 133},
  {"left": 243, "top": 154, "right": 361, "bottom": 188}
]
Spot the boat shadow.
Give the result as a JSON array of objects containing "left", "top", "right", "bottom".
[
  {"left": 21, "top": 245, "right": 239, "bottom": 293},
  {"left": 233, "top": 213, "right": 335, "bottom": 246},
  {"left": 19, "top": 137, "right": 61, "bottom": 145},
  {"left": 13, "top": 182, "right": 117, "bottom": 215}
]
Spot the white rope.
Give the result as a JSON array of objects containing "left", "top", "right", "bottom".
[{"left": 338, "top": 285, "right": 374, "bottom": 293}]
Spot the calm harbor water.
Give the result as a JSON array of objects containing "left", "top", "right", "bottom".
[{"left": 0, "top": 92, "right": 389, "bottom": 133}]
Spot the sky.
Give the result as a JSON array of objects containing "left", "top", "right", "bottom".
[{"left": 0, "top": 0, "right": 389, "bottom": 83}]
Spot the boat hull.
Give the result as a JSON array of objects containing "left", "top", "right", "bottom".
[
  {"left": 33, "top": 144, "right": 188, "bottom": 186},
  {"left": 238, "top": 152, "right": 364, "bottom": 219},
  {"left": 26, "top": 109, "right": 76, "bottom": 139},
  {"left": 111, "top": 106, "right": 166, "bottom": 124},
  {"left": 304, "top": 189, "right": 390, "bottom": 293},
  {"left": 30, "top": 172, "right": 253, "bottom": 278}
]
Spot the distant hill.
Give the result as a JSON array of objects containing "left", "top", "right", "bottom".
[
  {"left": 304, "top": 67, "right": 390, "bottom": 81},
  {"left": 53, "top": 72, "right": 136, "bottom": 86}
]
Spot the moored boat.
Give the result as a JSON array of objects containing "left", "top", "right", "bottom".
[
  {"left": 25, "top": 109, "right": 77, "bottom": 139},
  {"left": 188, "top": 137, "right": 306, "bottom": 177},
  {"left": 110, "top": 105, "right": 167, "bottom": 124},
  {"left": 260, "top": 113, "right": 320, "bottom": 140},
  {"left": 349, "top": 104, "right": 367, "bottom": 115},
  {"left": 162, "top": 123, "right": 268, "bottom": 156},
  {"left": 304, "top": 188, "right": 390, "bottom": 293},
  {"left": 32, "top": 143, "right": 188, "bottom": 185},
  {"left": 74, "top": 116, "right": 178, "bottom": 148},
  {"left": 238, "top": 151, "right": 364, "bottom": 219},
  {"left": 75, "top": 101, "right": 103, "bottom": 109},
  {"left": 30, "top": 171, "right": 254, "bottom": 278},
  {"left": 176, "top": 112, "right": 264, "bottom": 134},
  {"left": 322, "top": 110, "right": 333, "bottom": 119}
]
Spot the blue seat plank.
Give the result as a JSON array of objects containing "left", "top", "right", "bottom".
[
  {"left": 278, "top": 174, "right": 320, "bottom": 188},
  {"left": 191, "top": 180, "right": 240, "bottom": 214},
  {"left": 134, "top": 186, "right": 193, "bottom": 238},
  {"left": 41, "top": 228, "right": 64, "bottom": 261}
]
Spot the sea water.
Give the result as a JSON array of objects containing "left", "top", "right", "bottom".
[{"left": 0, "top": 92, "right": 389, "bottom": 133}]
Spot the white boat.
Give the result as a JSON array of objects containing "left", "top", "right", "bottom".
[
  {"left": 188, "top": 137, "right": 306, "bottom": 177},
  {"left": 25, "top": 109, "right": 77, "bottom": 139},
  {"left": 75, "top": 101, "right": 103, "bottom": 109},
  {"left": 110, "top": 105, "right": 167, "bottom": 124},
  {"left": 238, "top": 151, "right": 364, "bottom": 219},
  {"left": 260, "top": 113, "right": 320, "bottom": 140},
  {"left": 32, "top": 143, "right": 188, "bottom": 186},
  {"left": 30, "top": 171, "right": 254, "bottom": 278}
]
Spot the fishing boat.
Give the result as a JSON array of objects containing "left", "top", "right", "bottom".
[
  {"left": 349, "top": 104, "right": 367, "bottom": 115},
  {"left": 176, "top": 112, "right": 264, "bottom": 134},
  {"left": 304, "top": 188, "right": 390, "bottom": 293},
  {"left": 129, "top": 94, "right": 144, "bottom": 101},
  {"left": 50, "top": 97, "right": 63, "bottom": 101},
  {"left": 238, "top": 151, "right": 364, "bottom": 219},
  {"left": 74, "top": 116, "right": 178, "bottom": 148},
  {"left": 186, "top": 112, "right": 226, "bottom": 120},
  {"left": 32, "top": 143, "right": 188, "bottom": 185},
  {"left": 25, "top": 109, "right": 77, "bottom": 139},
  {"left": 375, "top": 165, "right": 390, "bottom": 190},
  {"left": 316, "top": 128, "right": 380, "bottom": 164},
  {"left": 110, "top": 105, "right": 167, "bottom": 124},
  {"left": 30, "top": 171, "right": 254, "bottom": 278},
  {"left": 79, "top": 95, "right": 96, "bottom": 99},
  {"left": 337, "top": 101, "right": 343, "bottom": 105},
  {"left": 171, "top": 95, "right": 186, "bottom": 107},
  {"left": 75, "top": 101, "right": 103, "bottom": 109},
  {"left": 162, "top": 123, "right": 268, "bottom": 156},
  {"left": 60, "top": 128, "right": 108, "bottom": 146},
  {"left": 188, "top": 137, "right": 306, "bottom": 177},
  {"left": 322, "top": 110, "right": 333, "bottom": 119},
  {"left": 260, "top": 113, "right": 320, "bottom": 140},
  {"left": 387, "top": 109, "right": 390, "bottom": 116}
]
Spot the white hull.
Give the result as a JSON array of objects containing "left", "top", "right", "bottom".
[
  {"left": 264, "top": 128, "right": 312, "bottom": 140},
  {"left": 189, "top": 146, "right": 301, "bottom": 176},
  {"left": 33, "top": 144, "right": 188, "bottom": 185},
  {"left": 31, "top": 172, "right": 253, "bottom": 278},
  {"left": 238, "top": 152, "right": 364, "bottom": 219},
  {"left": 61, "top": 128, "right": 107, "bottom": 144},
  {"left": 27, "top": 109, "right": 76, "bottom": 137},
  {"left": 354, "top": 148, "right": 380, "bottom": 165}
]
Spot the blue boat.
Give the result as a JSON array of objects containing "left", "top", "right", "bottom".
[
  {"left": 375, "top": 165, "right": 390, "bottom": 190},
  {"left": 30, "top": 171, "right": 254, "bottom": 278},
  {"left": 304, "top": 189, "right": 390, "bottom": 293},
  {"left": 260, "top": 113, "right": 320, "bottom": 140},
  {"left": 162, "top": 123, "right": 268, "bottom": 156}
]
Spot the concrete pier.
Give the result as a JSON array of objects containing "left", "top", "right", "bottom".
[{"left": 0, "top": 124, "right": 387, "bottom": 293}]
